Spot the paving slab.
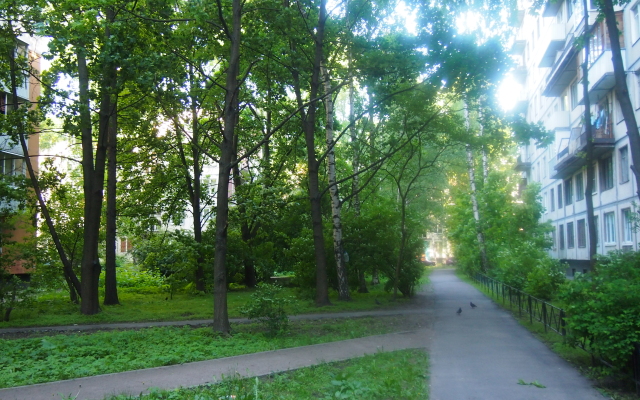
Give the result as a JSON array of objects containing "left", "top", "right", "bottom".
[
  {"left": 428, "top": 268, "right": 606, "bottom": 400},
  {"left": 0, "top": 329, "right": 431, "bottom": 400}
]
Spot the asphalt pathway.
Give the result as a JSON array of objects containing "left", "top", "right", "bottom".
[
  {"left": 428, "top": 268, "right": 605, "bottom": 400},
  {"left": 0, "top": 269, "right": 608, "bottom": 400}
]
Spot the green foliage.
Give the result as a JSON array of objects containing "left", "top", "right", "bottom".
[
  {"left": 524, "top": 258, "right": 566, "bottom": 301},
  {"left": 448, "top": 171, "right": 553, "bottom": 294},
  {"left": 106, "top": 349, "right": 428, "bottom": 400},
  {"left": 132, "top": 231, "right": 208, "bottom": 296},
  {"left": 0, "top": 273, "right": 34, "bottom": 322},
  {"left": 99, "top": 264, "right": 165, "bottom": 292},
  {"left": 0, "top": 317, "right": 408, "bottom": 388},
  {"left": 240, "top": 284, "right": 290, "bottom": 336},
  {"left": 560, "top": 251, "right": 640, "bottom": 370}
]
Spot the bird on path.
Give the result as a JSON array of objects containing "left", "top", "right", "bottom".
[
  {"left": 456, "top": 307, "right": 462, "bottom": 315},
  {"left": 375, "top": 298, "right": 382, "bottom": 305},
  {"left": 470, "top": 301, "right": 477, "bottom": 309}
]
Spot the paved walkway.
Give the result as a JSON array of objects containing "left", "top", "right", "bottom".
[
  {"left": 0, "top": 269, "right": 607, "bottom": 400},
  {"left": 428, "top": 269, "right": 605, "bottom": 400}
]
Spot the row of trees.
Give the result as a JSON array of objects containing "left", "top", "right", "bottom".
[{"left": 1, "top": 0, "right": 531, "bottom": 333}]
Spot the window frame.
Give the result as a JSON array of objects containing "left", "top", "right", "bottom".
[
  {"left": 604, "top": 211, "right": 616, "bottom": 244},
  {"left": 567, "top": 221, "right": 575, "bottom": 249},
  {"left": 620, "top": 146, "right": 630, "bottom": 184},
  {"left": 600, "top": 155, "right": 614, "bottom": 191},
  {"left": 577, "top": 219, "right": 586, "bottom": 248},
  {"left": 576, "top": 172, "right": 584, "bottom": 201}
]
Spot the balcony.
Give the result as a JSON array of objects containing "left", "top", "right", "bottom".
[
  {"left": 513, "top": 64, "right": 527, "bottom": 84},
  {"left": 577, "top": 50, "right": 625, "bottom": 105},
  {"left": 511, "top": 39, "right": 526, "bottom": 55},
  {"left": 543, "top": 42, "right": 578, "bottom": 97},
  {"left": 551, "top": 116, "right": 615, "bottom": 179},
  {"left": 542, "top": 0, "right": 563, "bottom": 17},
  {"left": 542, "top": 110, "right": 570, "bottom": 131},
  {"left": 539, "top": 23, "right": 568, "bottom": 68},
  {"left": 515, "top": 155, "right": 532, "bottom": 172}
]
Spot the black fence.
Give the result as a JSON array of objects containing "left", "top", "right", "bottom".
[{"left": 471, "top": 273, "right": 566, "bottom": 336}]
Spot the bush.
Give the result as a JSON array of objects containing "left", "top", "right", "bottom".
[
  {"left": 524, "top": 257, "right": 566, "bottom": 301},
  {"left": 0, "top": 273, "right": 34, "bottom": 322},
  {"left": 240, "top": 284, "right": 291, "bottom": 337},
  {"left": 560, "top": 250, "right": 640, "bottom": 370}
]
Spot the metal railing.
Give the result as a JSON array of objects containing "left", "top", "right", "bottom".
[{"left": 471, "top": 273, "right": 566, "bottom": 336}]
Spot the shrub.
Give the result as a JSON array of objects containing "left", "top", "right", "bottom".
[
  {"left": 524, "top": 257, "right": 566, "bottom": 301},
  {"left": 0, "top": 273, "right": 34, "bottom": 322},
  {"left": 240, "top": 284, "right": 290, "bottom": 337},
  {"left": 560, "top": 250, "right": 640, "bottom": 370}
]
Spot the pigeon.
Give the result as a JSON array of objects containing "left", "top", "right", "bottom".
[
  {"left": 456, "top": 307, "right": 462, "bottom": 315},
  {"left": 375, "top": 298, "right": 382, "bottom": 305},
  {"left": 470, "top": 301, "right": 477, "bottom": 309}
]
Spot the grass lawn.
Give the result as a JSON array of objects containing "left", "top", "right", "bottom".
[
  {"left": 106, "top": 349, "right": 429, "bottom": 400},
  {"left": 0, "top": 314, "right": 428, "bottom": 388},
  {"left": 1, "top": 280, "right": 418, "bottom": 328}
]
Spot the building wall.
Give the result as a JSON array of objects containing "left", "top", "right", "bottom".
[
  {"left": 1, "top": 48, "right": 41, "bottom": 275},
  {"left": 516, "top": 0, "right": 640, "bottom": 274}
]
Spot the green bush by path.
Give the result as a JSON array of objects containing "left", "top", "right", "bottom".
[
  {"left": 0, "top": 316, "right": 413, "bottom": 388},
  {"left": 107, "top": 349, "right": 429, "bottom": 400}
]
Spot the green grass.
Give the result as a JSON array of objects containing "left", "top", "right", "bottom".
[
  {"left": 107, "top": 349, "right": 429, "bottom": 400},
  {"left": 1, "top": 281, "right": 416, "bottom": 328},
  {"left": 0, "top": 315, "right": 418, "bottom": 388}
]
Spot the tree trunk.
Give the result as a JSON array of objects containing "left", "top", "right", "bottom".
[
  {"left": 321, "top": 65, "right": 350, "bottom": 301},
  {"left": 348, "top": 49, "right": 367, "bottom": 294},
  {"left": 190, "top": 80, "right": 206, "bottom": 292},
  {"left": 79, "top": 47, "right": 107, "bottom": 316},
  {"left": 582, "top": 0, "right": 598, "bottom": 266},
  {"left": 104, "top": 88, "right": 119, "bottom": 305},
  {"left": 464, "top": 103, "right": 487, "bottom": 272},
  {"left": 292, "top": 0, "right": 330, "bottom": 307},
  {"left": 104, "top": 9, "right": 120, "bottom": 306},
  {"left": 232, "top": 133, "right": 257, "bottom": 288},
  {"left": 6, "top": 22, "right": 81, "bottom": 299},
  {"left": 602, "top": 0, "right": 640, "bottom": 202},
  {"left": 394, "top": 196, "right": 407, "bottom": 300},
  {"left": 212, "top": 0, "right": 241, "bottom": 334}
]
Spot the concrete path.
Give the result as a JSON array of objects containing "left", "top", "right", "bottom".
[
  {"left": 0, "top": 329, "right": 430, "bottom": 400},
  {"left": 428, "top": 268, "right": 606, "bottom": 400},
  {"left": 0, "top": 269, "right": 609, "bottom": 400}
]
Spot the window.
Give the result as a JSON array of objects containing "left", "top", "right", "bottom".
[
  {"left": 594, "top": 215, "right": 599, "bottom": 245},
  {"left": 604, "top": 212, "right": 616, "bottom": 243},
  {"left": 577, "top": 219, "right": 586, "bottom": 248},
  {"left": 633, "top": 5, "right": 640, "bottom": 43},
  {"left": 576, "top": 172, "right": 584, "bottom": 201},
  {"left": 567, "top": 0, "right": 574, "bottom": 19},
  {"left": 0, "top": 92, "right": 5, "bottom": 115},
  {"left": 559, "top": 224, "right": 565, "bottom": 250},
  {"left": 623, "top": 208, "right": 633, "bottom": 242},
  {"left": 571, "top": 81, "right": 579, "bottom": 109},
  {"left": 550, "top": 188, "right": 555, "bottom": 211},
  {"left": 567, "top": 222, "right": 575, "bottom": 248},
  {"left": 600, "top": 155, "right": 614, "bottom": 191},
  {"left": 565, "top": 178, "right": 573, "bottom": 205},
  {"left": 558, "top": 184, "right": 564, "bottom": 208},
  {"left": 561, "top": 92, "right": 569, "bottom": 111},
  {"left": 620, "top": 146, "right": 630, "bottom": 183},
  {"left": 542, "top": 156, "right": 547, "bottom": 178},
  {"left": 552, "top": 228, "right": 557, "bottom": 250}
]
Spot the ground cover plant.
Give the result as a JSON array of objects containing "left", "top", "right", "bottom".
[
  {"left": 0, "top": 315, "right": 421, "bottom": 388},
  {"left": 106, "top": 349, "right": 429, "bottom": 400},
  {"left": 0, "top": 280, "right": 412, "bottom": 328}
]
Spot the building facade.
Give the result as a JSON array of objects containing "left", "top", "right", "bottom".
[
  {"left": 515, "top": 0, "right": 640, "bottom": 275},
  {"left": 1, "top": 38, "right": 41, "bottom": 276}
]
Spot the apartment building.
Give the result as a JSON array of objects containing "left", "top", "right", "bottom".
[
  {"left": 1, "top": 38, "right": 41, "bottom": 276},
  {"left": 514, "top": 0, "right": 640, "bottom": 275}
]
